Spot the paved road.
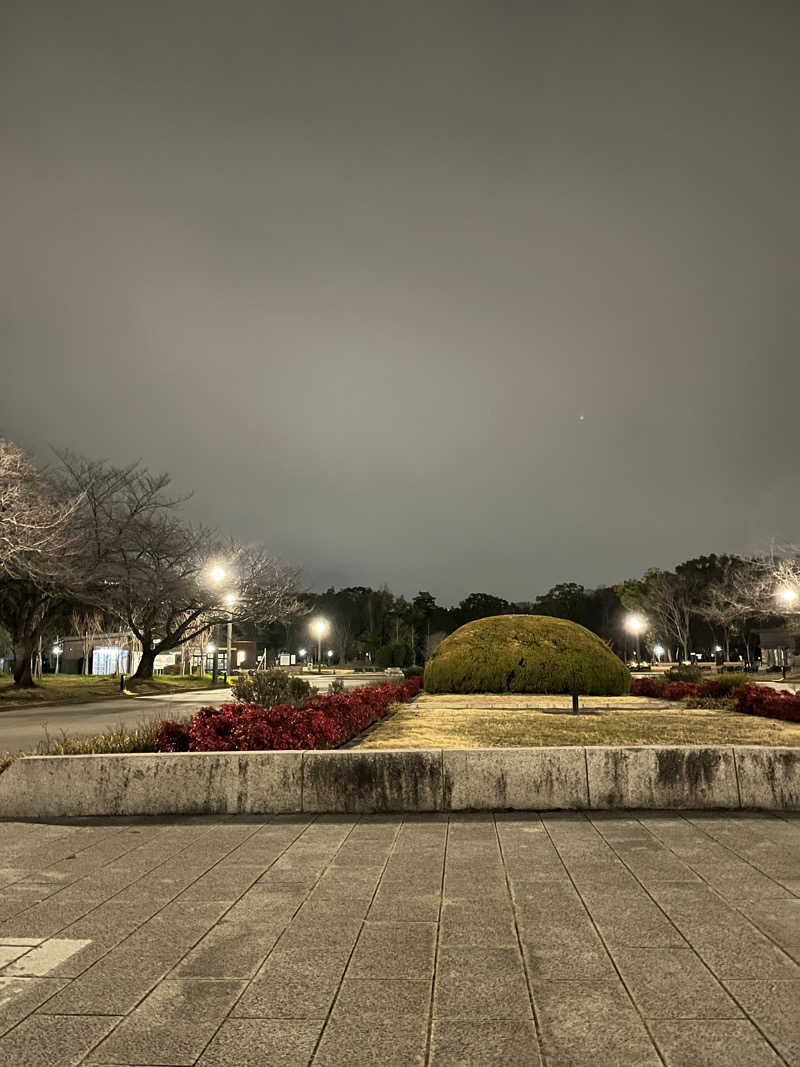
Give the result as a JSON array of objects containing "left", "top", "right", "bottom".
[
  {"left": 0, "top": 811, "right": 797, "bottom": 1065},
  {"left": 0, "top": 673, "right": 398, "bottom": 754}
]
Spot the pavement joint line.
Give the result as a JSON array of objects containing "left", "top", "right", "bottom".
[
  {"left": 12, "top": 820, "right": 269, "bottom": 1015},
  {"left": 49, "top": 815, "right": 318, "bottom": 1057},
  {"left": 678, "top": 811, "right": 800, "bottom": 898},
  {"left": 601, "top": 813, "right": 793, "bottom": 1066},
  {"left": 635, "top": 813, "right": 800, "bottom": 938},
  {"left": 492, "top": 812, "right": 545, "bottom": 1064},
  {"left": 306, "top": 815, "right": 405, "bottom": 1064},
  {"left": 632, "top": 813, "right": 800, "bottom": 977},
  {"left": 0, "top": 820, "right": 226, "bottom": 948},
  {"left": 540, "top": 812, "right": 669, "bottom": 1066},
  {"left": 423, "top": 811, "right": 449, "bottom": 1066},
  {"left": 193, "top": 813, "right": 368, "bottom": 1066}
]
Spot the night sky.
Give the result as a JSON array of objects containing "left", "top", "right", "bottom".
[{"left": 2, "top": 2, "right": 798, "bottom": 604}]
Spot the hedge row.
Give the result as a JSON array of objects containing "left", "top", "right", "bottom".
[
  {"left": 631, "top": 674, "right": 753, "bottom": 701},
  {"left": 733, "top": 684, "right": 800, "bottom": 723},
  {"left": 155, "top": 676, "right": 423, "bottom": 752}
]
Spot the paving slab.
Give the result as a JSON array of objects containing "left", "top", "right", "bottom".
[{"left": 0, "top": 811, "right": 798, "bottom": 1064}]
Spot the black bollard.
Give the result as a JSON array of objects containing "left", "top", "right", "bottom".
[
  {"left": 120, "top": 673, "right": 125, "bottom": 692},
  {"left": 569, "top": 670, "right": 580, "bottom": 714}
]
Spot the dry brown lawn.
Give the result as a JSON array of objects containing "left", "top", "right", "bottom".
[{"left": 352, "top": 692, "right": 800, "bottom": 748}]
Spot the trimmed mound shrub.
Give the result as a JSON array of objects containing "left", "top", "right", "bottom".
[{"left": 423, "top": 615, "right": 630, "bottom": 695}]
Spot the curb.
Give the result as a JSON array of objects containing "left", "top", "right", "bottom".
[{"left": 0, "top": 746, "right": 798, "bottom": 817}]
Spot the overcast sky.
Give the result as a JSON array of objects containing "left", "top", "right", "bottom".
[{"left": 2, "top": 2, "right": 798, "bottom": 604}]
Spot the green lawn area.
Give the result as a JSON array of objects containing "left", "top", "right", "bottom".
[
  {"left": 352, "top": 693, "right": 800, "bottom": 748},
  {"left": 0, "top": 673, "right": 228, "bottom": 708}
]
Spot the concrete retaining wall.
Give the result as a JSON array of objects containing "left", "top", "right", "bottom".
[{"left": 0, "top": 746, "right": 798, "bottom": 817}]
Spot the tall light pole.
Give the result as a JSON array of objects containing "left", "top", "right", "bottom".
[
  {"left": 207, "top": 564, "right": 227, "bottom": 683},
  {"left": 625, "top": 614, "right": 647, "bottom": 666},
  {"left": 776, "top": 586, "right": 798, "bottom": 679},
  {"left": 52, "top": 644, "right": 62, "bottom": 675},
  {"left": 224, "top": 593, "right": 237, "bottom": 681},
  {"left": 310, "top": 618, "right": 329, "bottom": 673}
]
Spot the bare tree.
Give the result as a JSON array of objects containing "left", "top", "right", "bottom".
[
  {"left": 639, "top": 569, "right": 694, "bottom": 663},
  {"left": 61, "top": 457, "right": 304, "bottom": 680},
  {"left": 0, "top": 439, "right": 82, "bottom": 580}
]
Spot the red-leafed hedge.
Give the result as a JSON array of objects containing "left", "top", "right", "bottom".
[
  {"left": 631, "top": 673, "right": 755, "bottom": 701},
  {"left": 732, "top": 684, "right": 800, "bottom": 723},
  {"left": 155, "top": 676, "right": 423, "bottom": 753}
]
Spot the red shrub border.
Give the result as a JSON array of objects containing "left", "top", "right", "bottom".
[
  {"left": 155, "top": 676, "right": 423, "bottom": 753},
  {"left": 732, "top": 684, "right": 800, "bottom": 724}
]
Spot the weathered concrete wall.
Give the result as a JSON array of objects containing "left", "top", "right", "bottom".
[
  {"left": 442, "top": 747, "right": 588, "bottom": 810},
  {"left": 586, "top": 746, "right": 740, "bottom": 810},
  {"left": 0, "top": 745, "right": 798, "bottom": 817}
]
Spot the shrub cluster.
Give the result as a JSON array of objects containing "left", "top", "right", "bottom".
[
  {"left": 155, "top": 676, "right": 423, "bottom": 752},
  {"left": 631, "top": 673, "right": 755, "bottom": 701},
  {"left": 733, "top": 684, "right": 800, "bottom": 723},
  {"left": 230, "top": 669, "right": 313, "bottom": 708}
]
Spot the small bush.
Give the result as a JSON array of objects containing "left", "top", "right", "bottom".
[
  {"left": 155, "top": 720, "right": 191, "bottom": 751},
  {"left": 662, "top": 681, "right": 702, "bottom": 701},
  {"left": 231, "top": 669, "right": 313, "bottom": 708},
  {"left": 164, "top": 675, "right": 424, "bottom": 752},
  {"left": 666, "top": 666, "right": 703, "bottom": 684},
  {"left": 327, "top": 678, "right": 346, "bottom": 695},
  {"left": 630, "top": 677, "right": 667, "bottom": 698},
  {"left": 733, "top": 684, "right": 800, "bottom": 723},
  {"left": 702, "top": 673, "right": 755, "bottom": 698}
]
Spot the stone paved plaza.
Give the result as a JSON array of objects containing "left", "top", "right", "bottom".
[{"left": 0, "top": 812, "right": 798, "bottom": 1066}]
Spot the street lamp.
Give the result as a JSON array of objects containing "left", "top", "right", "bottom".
[
  {"left": 223, "top": 593, "right": 237, "bottom": 681},
  {"left": 778, "top": 587, "right": 798, "bottom": 607},
  {"left": 52, "top": 644, "right": 63, "bottom": 674},
  {"left": 624, "top": 614, "right": 647, "bottom": 666},
  {"left": 310, "top": 618, "right": 329, "bottom": 673},
  {"left": 206, "top": 567, "right": 227, "bottom": 682},
  {"left": 652, "top": 644, "right": 664, "bottom": 663}
]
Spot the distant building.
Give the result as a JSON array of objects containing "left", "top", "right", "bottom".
[
  {"left": 758, "top": 625, "right": 800, "bottom": 670},
  {"left": 58, "top": 632, "right": 257, "bottom": 675}
]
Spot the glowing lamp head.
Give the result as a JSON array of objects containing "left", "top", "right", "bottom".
[
  {"left": 209, "top": 565, "right": 226, "bottom": 584},
  {"left": 653, "top": 644, "right": 664, "bottom": 657},
  {"left": 206, "top": 643, "right": 216, "bottom": 654},
  {"left": 224, "top": 593, "right": 237, "bottom": 608},
  {"left": 625, "top": 613, "right": 646, "bottom": 635},
  {"left": 778, "top": 587, "right": 798, "bottom": 607},
  {"left": 310, "top": 617, "right": 329, "bottom": 638},
  {"left": 298, "top": 648, "right": 307, "bottom": 656}
]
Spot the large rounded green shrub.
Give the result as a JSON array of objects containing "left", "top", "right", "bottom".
[{"left": 424, "top": 615, "right": 630, "bottom": 695}]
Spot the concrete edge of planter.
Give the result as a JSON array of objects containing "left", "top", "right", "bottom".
[{"left": 0, "top": 745, "right": 797, "bottom": 817}]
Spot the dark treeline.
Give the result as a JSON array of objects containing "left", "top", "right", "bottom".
[{"left": 252, "top": 551, "right": 796, "bottom": 667}]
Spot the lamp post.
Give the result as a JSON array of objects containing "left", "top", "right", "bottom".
[
  {"left": 310, "top": 618, "right": 329, "bottom": 673},
  {"left": 776, "top": 587, "right": 798, "bottom": 679},
  {"left": 52, "top": 644, "right": 63, "bottom": 674},
  {"left": 624, "top": 614, "right": 647, "bottom": 666},
  {"left": 652, "top": 644, "right": 664, "bottom": 664},
  {"left": 224, "top": 593, "right": 237, "bottom": 682},
  {"left": 207, "top": 565, "right": 228, "bottom": 684}
]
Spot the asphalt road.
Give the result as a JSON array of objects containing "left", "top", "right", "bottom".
[{"left": 0, "top": 672, "right": 398, "bottom": 754}]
